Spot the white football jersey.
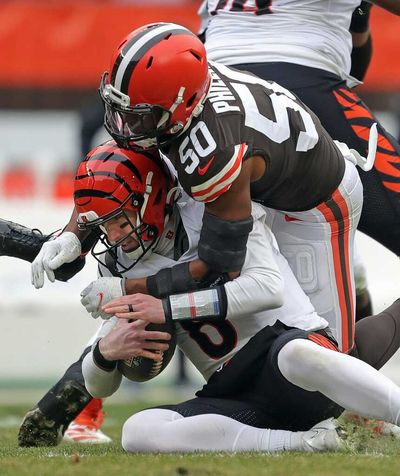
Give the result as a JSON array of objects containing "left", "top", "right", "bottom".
[
  {"left": 202, "top": 0, "right": 361, "bottom": 85},
  {"left": 94, "top": 195, "right": 327, "bottom": 381}
]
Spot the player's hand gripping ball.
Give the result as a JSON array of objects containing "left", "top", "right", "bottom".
[{"left": 117, "top": 320, "right": 177, "bottom": 382}]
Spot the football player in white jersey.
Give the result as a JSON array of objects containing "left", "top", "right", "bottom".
[
  {"left": 12, "top": 141, "right": 400, "bottom": 447},
  {"left": 64, "top": 141, "right": 400, "bottom": 453}
]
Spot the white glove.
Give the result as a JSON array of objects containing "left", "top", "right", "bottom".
[
  {"left": 31, "top": 232, "right": 82, "bottom": 289},
  {"left": 80, "top": 277, "right": 126, "bottom": 319}
]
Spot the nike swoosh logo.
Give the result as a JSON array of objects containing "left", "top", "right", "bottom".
[
  {"left": 284, "top": 214, "right": 301, "bottom": 222},
  {"left": 197, "top": 156, "right": 215, "bottom": 176}
]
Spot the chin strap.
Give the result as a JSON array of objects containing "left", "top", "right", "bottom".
[{"left": 134, "top": 171, "right": 154, "bottom": 236}]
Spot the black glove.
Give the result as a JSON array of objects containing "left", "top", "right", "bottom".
[{"left": 0, "top": 218, "right": 86, "bottom": 282}]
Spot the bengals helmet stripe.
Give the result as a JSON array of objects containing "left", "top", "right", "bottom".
[
  {"left": 87, "top": 149, "right": 145, "bottom": 177},
  {"left": 74, "top": 189, "right": 123, "bottom": 204},
  {"left": 76, "top": 171, "right": 135, "bottom": 195},
  {"left": 112, "top": 23, "right": 191, "bottom": 94}
]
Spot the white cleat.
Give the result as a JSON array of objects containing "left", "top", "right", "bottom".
[
  {"left": 301, "top": 418, "right": 343, "bottom": 452},
  {"left": 63, "top": 422, "right": 112, "bottom": 444}
]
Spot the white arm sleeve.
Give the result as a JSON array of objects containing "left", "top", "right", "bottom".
[
  {"left": 83, "top": 316, "right": 123, "bottom": 398},
  {"left": 224, "top": 205, "right": 284, "bottom": 319},
  {"left": 82, "top": 348, "right": 123, "bottom": 398}
]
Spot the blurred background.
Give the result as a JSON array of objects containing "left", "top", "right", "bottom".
[{"left": 0, "top": 1, "right": 399, "bottom": 405}]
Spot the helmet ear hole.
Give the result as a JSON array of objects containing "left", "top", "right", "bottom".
[
  {"left": 146, "top": 225, "right": 158, "bottom": 238},
  {"left": 186, "top": 93, "right": 197, "bottom": 109},
  {"left": 190, "top": 50, "right": 202, "bottom": 61},
  {"left": 146, "top": 57, "right": 154, "bottom": 69},
  {"left": 131, "top": 193, "right": 144, "bottom": 209}
]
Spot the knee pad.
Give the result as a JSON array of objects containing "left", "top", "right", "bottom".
[
  {"left": 122, "top": 409, "right": 179, "bottom": 453},
  {"left": 277, "top": 338, "right": 329, "bottom": 388}
]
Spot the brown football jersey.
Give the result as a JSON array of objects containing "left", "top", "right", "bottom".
[{"left": 162, "top": 62, "right": 344, "bottom": 212}]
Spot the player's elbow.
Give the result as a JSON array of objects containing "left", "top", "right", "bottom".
[
  {"left": 261, "top": 273, "right": 284, "bottom": 309},
  {"left": 122, "top": 410, "right": 166, "bottom": 453},
  {"left": 271, "top": 287, "right": 284, "bottom": 308},
  {"left": 84, "top": 370, "right": 122, "bottom": 398},
  {"left": 82, "top": 353, "right": 121, "bottom": 398},
  {"left": 85, "top": 381, "right": 115, "bottom": 399}
]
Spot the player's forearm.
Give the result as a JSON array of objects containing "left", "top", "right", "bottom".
[
  {"left": 350, "top": 34, "right": 372, "bottom": 82},
  {"left": 63, "top": 206, "right": 90, "bottom": 241},
  {"left": 351, "top": 31, "right": 371, "bottom": 48},
  {"left": 121, "top": 260, "right": 208, "bottom": 297},
  {"left": 223, "top": 215, "right": 284, "bottom": 317},
  {"left": 124, "top": 277, "right": 149, "bottom": 295},
  {"left": 82, "top": 347, "right": 122, "bottom": 398}
]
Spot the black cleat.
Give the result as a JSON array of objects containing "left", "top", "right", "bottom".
[
  {"left": 0, "top": 218, "right": 85, "bottom": 281},
  {"left": 18, "top": 407, "right": 64, "bottom": 447},
  {"left": 0, "top": 218, "right": 48, "bottom": 262},
  {"left": 18, "top": 380, "right": 92, "bottom": 447}
]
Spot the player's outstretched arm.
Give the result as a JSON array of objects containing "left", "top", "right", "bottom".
[
  {"left": 137, "top": 160, "right": 254, "bottom": 299},
  {"left": 30, "top": 206, "right": 95, "bottom": 288},
  {"left": 350, "top": 1, "right": 373, "bottom": 82},
  {"left": 82, "top": 319, "right": 171, "bottom": 398},
  {"left": 0, "top": 217, "right": 88, "bottom": 284},
  {"left": 104, "top": 205, "right": 285, "bottom": 324}
]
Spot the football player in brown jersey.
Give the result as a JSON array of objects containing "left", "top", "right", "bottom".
[{"left": 91, "top": 23, "right": 367, "bottom": 355}]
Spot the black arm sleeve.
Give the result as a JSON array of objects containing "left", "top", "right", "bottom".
[
  {"left": 350, "top": 1, "right": 373, "bottom": 33},
  {"left": 198, "top": 211, "right": 253, "bottom": 273},
  {"left": 350, "top": 35, "right": 373, "bottom": 81}
]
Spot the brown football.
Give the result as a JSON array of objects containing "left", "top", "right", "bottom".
[{"left": 117, "top": 321, "right": 176, "bottom": 382}]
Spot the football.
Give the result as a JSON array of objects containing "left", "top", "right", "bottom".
[{"left": 117, "top": 321, "right": 177, "bottom": 382}]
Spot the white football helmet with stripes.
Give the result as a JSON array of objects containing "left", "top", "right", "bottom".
[{"left": 100, "top": 23, "right": 211, "bottom": 151}]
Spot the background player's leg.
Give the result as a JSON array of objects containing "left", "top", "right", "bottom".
[
  {"left": 353, "top": 238, "right": 373, "bottom": 320},
  {"left": 19, "top": 317, "right": 117, "bottom": 446},
  {"left": 353, "top": 298, "right": 400, "bottom": 369},
  {"left": 18, "top": 348, "right": 92, "bottom": 447}
]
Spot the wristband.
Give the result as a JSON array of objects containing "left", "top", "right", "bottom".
[
  {"left": 93, "top": 340, "right": 117, "bottom": 371},
  {"left": 163, "top": 286, "right": 227, "bottom": 322}
]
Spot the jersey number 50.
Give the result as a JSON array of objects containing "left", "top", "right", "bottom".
[{"left": 178, "top": 121, "right": 217, "bottom": 174}]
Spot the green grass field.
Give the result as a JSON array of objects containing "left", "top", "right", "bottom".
[{"left": 1, "top": 402, "right": 400, "bottom": 476}]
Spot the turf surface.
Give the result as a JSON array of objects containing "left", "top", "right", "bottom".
[{"left": 1, "top": 403, "right": 400, "bottom": 476}]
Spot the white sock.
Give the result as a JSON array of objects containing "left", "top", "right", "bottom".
[
  {"left": 278, "top": 338, "right": 400, "bottom": 425},
  {"left": 121, "top": 408, "right": 307, "bottom": 453}
]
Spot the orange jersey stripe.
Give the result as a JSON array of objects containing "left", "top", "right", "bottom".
[
  {"left": 191, "top": 143, "right": 247, "bottom": 202},
  {"left": 331, "top": 188, "right": 355, "bottom": 334},
  {"left": 317, "top": 191, "right": 354, "bottom": 353},
  {"left": 308, "top": 333, "right": 339, "bottom": 352}
]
